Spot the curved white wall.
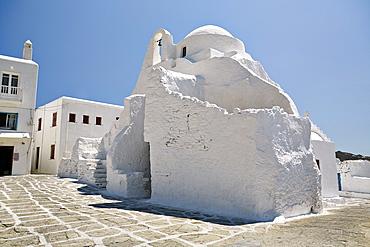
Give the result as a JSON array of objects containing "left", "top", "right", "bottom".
[{"left": 177, "top": 34, "right": 245, "bottom": 61}]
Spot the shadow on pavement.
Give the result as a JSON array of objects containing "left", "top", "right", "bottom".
[{"left": 76, "top": 183, "right": 260, "bottom": 226}]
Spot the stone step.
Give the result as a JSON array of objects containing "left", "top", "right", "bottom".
[
  {"left": 95, "top": 168, "right": 106, "bottom": 173},
  {"left": 93, "top": 173, "right": 106, "bottom": 178},
  {"left": 98, "top": 160, "right": 107, "bottom": 165},
  {"left": 97, "top": 160, "right": 107, "bottom": 167},
  {"left": 96, "top": 163, "right": 106, "bottom": 168},
  {"left": 96, "top": 182, "right": 107, "bottom": 188}
]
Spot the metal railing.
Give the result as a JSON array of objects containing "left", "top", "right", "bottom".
[{"left": 0, "top": 86, "right": 23, "bottom": 101}]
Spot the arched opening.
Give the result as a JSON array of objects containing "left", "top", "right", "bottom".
[
  {"left": 152, "top": 32, "right": 163, "bottom": 66},
  {"left": 142, "top": 28, "right": 173, "bottom": 69},
  {"left": 181, "top": 46, "right": 187, "bottom": 57},
  {"left": 157, "top": 38, "right": 162, "bottom": 57}
]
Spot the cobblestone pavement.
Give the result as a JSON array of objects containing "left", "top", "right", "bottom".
[{"left": 0, "top": 175, "right": 369, "bottom": 247}]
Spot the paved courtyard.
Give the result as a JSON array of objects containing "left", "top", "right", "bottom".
[{"left": 0, "top": 175, "right": 369, "bottom": 246}]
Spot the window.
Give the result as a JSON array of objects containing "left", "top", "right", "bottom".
[
  {"left": 0, "top": 113, "right": 17, "bottom": 130},
  {"left": 1, "top": 73, "right": 19, "bottom": 95},
  {"left": 37, "top": 118, "right": 42, "bottom": 131},
  {"left": 96, "top": 116, "right": 102, "bottom": 125},
  {"left": 69, "top": 113, "right": 76, "bottom": 123},
  {"left": 52, "top": 112, "right": 57, "bottom": 127},
  {"left": 181, "top": 46, "right": 187, "bottom": 57},
  {"left": 50, "top": 144, "right": 55, "bottom": 159},
  {"left": 316, "top": 159, "right": 320, "bottom": 170},
  {"left": 83, "top": 115, "right": 89, "bottom": 124}
]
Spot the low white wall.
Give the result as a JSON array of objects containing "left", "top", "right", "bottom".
[
  {"left": 341, "top": 175, "right": 370, "bottom": 194},
  {"left": 338, "top": 160, "right": 370, "bottom": 194},
  {"left": 348, "top": 160, "right": 370, "bottom": 177},
  {"left": 58, "top": 158, "right": 76, "bottom": 178},
  {"left": 60, "top": 136, "right": 108, "bottom": 188}
]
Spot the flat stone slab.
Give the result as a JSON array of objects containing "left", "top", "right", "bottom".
[{"left": 0, "top": 174, "right": 369, "bottom": 246}]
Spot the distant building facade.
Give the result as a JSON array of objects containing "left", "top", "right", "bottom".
[
  {"left": 32, "top": 96, "right": 123, "bottom": 175},
  {"left": 0, "top": 40, "right": 38, "bottom": 175}
]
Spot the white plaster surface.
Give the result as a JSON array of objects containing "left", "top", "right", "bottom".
[
  {"left": 106, "top": 95, "right": 150, "bottom": 198},
  {"left": 58, "top": 137, "right": 104, "bottom": 180},
  {"left": 311, "top": 140, "right": 339, "bottom": 198},
  {"left": 338, "top": 160, "right": 370, "bottom": 194},
  {"left": 143, "top": 67, "right": 321, "bottom": 220},
  {"left": 134, "top": 26, "right": 299, "bottom": 116},
  {"left": 103, "top": 25, "right": 323, "bottom": 221}
]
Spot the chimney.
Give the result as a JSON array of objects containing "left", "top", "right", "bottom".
[{"left": 22, "top": 40, "right": 33, "bottom": 60}]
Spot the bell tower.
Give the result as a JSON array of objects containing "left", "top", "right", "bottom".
[{"left": 22, "top": 40, "right": 33, "bottom": 60}]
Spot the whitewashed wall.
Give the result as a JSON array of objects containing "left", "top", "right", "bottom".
[
  {"left": 338, "top": 160, "right": 370, "bottom": 194},
  {"left": 143, "top": 67, "right": 321, "bottom": 220},
  {"left": 106, "top": 95, "right": 150, "bottom": 198},
  {"left": 311, "top": 140, "right": 339, "bottom": 198},
  {"left": 105, "top": 26, "right": 324, "bottom": 221}
]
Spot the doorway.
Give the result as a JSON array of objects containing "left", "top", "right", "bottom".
[
  {"left": 35, "top": 147, "right": 40, "bottom": 170},
  {"left": 0, "top": 146, "right": 14, "bottom": 176}
]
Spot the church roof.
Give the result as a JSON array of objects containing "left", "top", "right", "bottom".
[{"left": 184, "top": 25, "right": 234, "bottom": 39}]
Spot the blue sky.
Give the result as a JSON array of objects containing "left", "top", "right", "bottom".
[{"left": 1, "top": 0, "right": 369, "bottom": 155}]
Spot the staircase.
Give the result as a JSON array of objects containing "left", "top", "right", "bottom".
[{"left": 77, "top": 159, "right": 107, "bottom": 189}]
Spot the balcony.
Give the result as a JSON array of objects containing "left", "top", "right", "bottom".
[{"left": 0, "top": 86, "right": 22, "bottom": 102}]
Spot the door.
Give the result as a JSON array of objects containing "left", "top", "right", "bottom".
[
  {"left": 337, "top": 173, "right": 342, "bottom": 191},
  {"left": 0, "top": 146, "right": 14, "bottom": 176}
]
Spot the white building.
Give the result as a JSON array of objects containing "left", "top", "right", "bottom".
[
  {"left": 32, "top": 96, "right": 123, "bottom": 175},
  {"left": 97, "top": 25, "right": 326, "bottom": 221},
  {"left": 0, "top": 40, "right": 38, "bottom": 176}
]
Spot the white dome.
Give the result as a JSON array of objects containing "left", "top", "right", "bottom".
[{"left": 185, "top": 25, "right": 233, "bottom": 39}]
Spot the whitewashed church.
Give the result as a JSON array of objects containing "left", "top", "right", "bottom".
[
  {"left": 0, "top": 26, "right": 341, "bottom": 221},
  {"left": 68, "top": 25, "right": 340, "bottom": 221}
]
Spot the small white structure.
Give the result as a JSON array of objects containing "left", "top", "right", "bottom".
[
  {"left": 102, "top": 26, "right": 325, "bottom": 221},
  {"left": 338, "top": 160, "right": 370, "bottom": 198},
  {"left": 311, "top": 124, "right": 340, "bottom": 198},
  {"left": 0, "top": 41, "right": 38, "bottom": 175},
  {"left": 32, "top": 96, "right": 123, "bottom": 175}
]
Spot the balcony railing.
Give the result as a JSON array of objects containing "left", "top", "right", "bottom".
[{"left": 0, "top": 86, "right": 23, "bottom": 102}]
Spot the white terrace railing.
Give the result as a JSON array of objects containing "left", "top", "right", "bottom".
[{"left": 0, "top": 86, "right": 23, "bottom": 102}]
